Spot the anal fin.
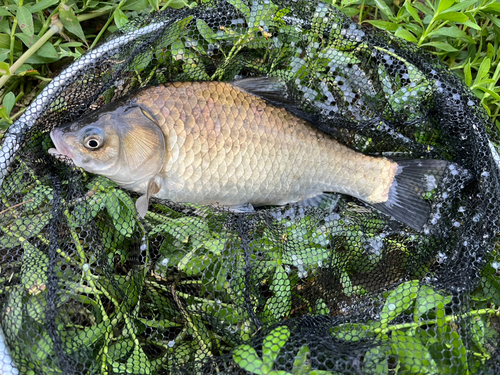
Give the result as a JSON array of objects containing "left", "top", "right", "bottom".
[
  {"left": 225, "top": 203, "right": 255, "bottom": 213},
  {"left": 295, "top": 193, "right": 340, "bottom": 210}
]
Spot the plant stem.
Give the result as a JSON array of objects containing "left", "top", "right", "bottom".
[
  {"left": 373, "top": 307, "right": 500, "bottom": 335},
  {"left": 9, "top": 17, "right": 17, "bottom": 66},
  {"left": 0, "top": 21, "right": 63, "bottom": 90},
  {"left": 359, "top": 0, "right": 365, "bottom": 24},
  {"left": 89, "top": 0, "right": 127, "bottom": 49},
  {"left": 77, "top": 7, "right": 116, "bottom": 23},
  {"left": 38, "top": 8, "right": 59, "bottom": 37}
]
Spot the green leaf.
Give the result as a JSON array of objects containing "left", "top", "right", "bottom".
[
  {"left": 16, "top": 6, "right": 34, "bottom": 39},
  {"left": 330, "top": 323, "right": 371, "bottom": 342},
  {"left": 177, "top": 249, "right": 213, "bottom": 276},
  {"left": 0, "top": 20, "right": 10, "bottom": 35},
  {"left": 5, "top": 213, "right": 52, "bottom": 248},
  {"left": 16, "top": 65, "right": 38, "bottom": 76},
  {"left": 69, "top": 192, "right": 106, "bottom": 227},
  {"left": 228, "top": 0, "right": 251, "bottom": 19},
  {"left": 0, "top": 7, "right": 12, "bottom": 16},
  {"left": 414, "top": 286, "right": 451, "bottom": 319},
  {"left": 391, "top": 331, "right": 439, "bottom": 374},
  {"left": 30, "top": 0, "right": 59, "bottom": 13},
  {"left": 445, "top": 0, "right": 477, "bottom": 13},
  {"left": 124, "top": 345, "right": 153, "bottom": 374},
  {"left": 16, "top": 32, "right": 39, "bottom": 48},
  {"left": 380, "top": 280, "right": 419, "bottom": 327},
  {"left": 37, "top": 42, "right": 58, "bottom": 60},
  {"left": 475, "top": 87, "right": 500, "bottom": 101},
  {"left": 404, "top": 0, "right": 422, "bottom": 25},
  {"left": 482, "top": 2, "right": 500, "bottom": 13},
  {"left": 2, "top": 91, "right": 15, "bottom": 114},
  {"left": 59, "top": 4, "right": 86, "bottom": 43},
  {"left": 413, "top": 2, "right": 433, "bottom": 15},
  {"left": 341, "top": 0, "right": 360, "bottom": 6},
  {"left": 113, "top": 9, "right": 129, "bottom": 29},
  {"left": 464, "top": 60, "right": 472, "bottom": 86},
  {"left": 486, "top": 14, "right": 500, "bottom": 28},
  {"left": 265, "top": 265, "right": 292, "bottom": 321},
  {"left": 395, "top": 27, "right": 417, "bottom": 43},
  {"left": 196, "top": 19, "right": 217, "bottom": 42},
  {"left": 0, "top": 119, "right": 10, "bottom": 129},
  {"left": 437, "top": 0, "right": 455, "bottom": 13},
  {"left": 21, "top": 241, "right": 49, "bottom": 290},
  {"left": 341, "top": 7, "right": 359, "bottom": 16},
  {"left": 421, "top": 41, "right": 458, "bottom": 52},
  {"left": 59, "top": 42, "right": 83, "bottom": 47},
  {"left": 470, "top": 317, "right": 486, "bottom": 354},
  {"left": 464, "top": 19, "right": 482, "bottom": 30},
  {"left": 64, "top": 321, "right": 110, "bottom": 354},
  {"left": 486, "top": 43, "right": 495, "bottom": 61},
  {"left": 262, "top": 326, "right": 290, "bottom": 367},
  {"left": 474, "top": 57, "right": 491, "bottom": 84},
  {"left": 107, "top": 339, "right": 135, "bottom": 362},
  {"left": 105, "top": 189, "right": 136, "bottom": 237},
  {"left": 434, "top": 12, "right": 469, "bottom": 23},
  {"left": 122, "top": 0, "right": 149, "bottom": 11},
  {"left": 428, "top": 25, "right": 466, "bottom": 38},
  {"left": 3, "top": 290, "right": 23, "bottom": 336},
  {"left": 427, "top": 326, "right": 469, "bottom": 374},
  {"left": 0, "top": 60, "right": 9, "bottom": 75},
  {"left": 0, "top": 33, "right": 11, "bottom": 49},
  {"left": 164, "top": 0, "right": 188, "bottom": 9},
  {"left": 151, "top": 216, "right": 210, "bottom": 241},
  {"left": 481, "top": 272, "right": 500, "bottom": 305},
  {"left": 233, "top": 345, "right": 266, "bottom": 374},
  {"left": 365, "top": 20, "right": 400, "bottom": 32},
  {"left": 374, "top": 0, "right": 396, "bottom": 21},
  {"left": 0, "top": 107, "right": 9, "bottom": 122},
  {"left": 364, "top": 346, "right": 389, "bottom": 374},
  {"left": 292, "top": 345, "right": 311, "bottom": 375},
  {"left": 24, "top": 185, "right": 53, "bottom": 213},
  {"left": 315, "top": 298, "right": 330, "bottom": 315},
  {"left": 403, "top": 22, "right": 423, "bottom": 36}
]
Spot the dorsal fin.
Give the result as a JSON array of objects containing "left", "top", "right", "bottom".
[{"left": 232, "top": 77, "right": 319, "bottom": 124}]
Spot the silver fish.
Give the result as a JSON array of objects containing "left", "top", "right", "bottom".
[{"left": 49, "top": 78, "right": 449, "bottom": 230}]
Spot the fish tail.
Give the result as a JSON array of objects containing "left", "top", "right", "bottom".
[{"left": 371, "top": 159, "right": 456, "bottom": 231}]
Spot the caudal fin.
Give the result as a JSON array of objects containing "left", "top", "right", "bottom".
[{"left": 371, "top": 159, "right": 455, "bottom": 231}]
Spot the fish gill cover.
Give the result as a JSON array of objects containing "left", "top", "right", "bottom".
[{"left": 0, "top": 0, "right": 499, "bottom": 374}]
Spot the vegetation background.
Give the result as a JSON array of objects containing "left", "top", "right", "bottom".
[
  {"left": 0, "top": 0, "right": 498, "bottom": 130},
  {"left": 0, "top": 0, "right": 499, "bottom": 373}
]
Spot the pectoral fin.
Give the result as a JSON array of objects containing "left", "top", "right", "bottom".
[{"left": 135, "top": 178, "right": 161, "bottom": 218}]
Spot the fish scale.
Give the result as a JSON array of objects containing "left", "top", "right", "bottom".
[{"left": 136, "top": 81, "right": 394, "bottom": 206}]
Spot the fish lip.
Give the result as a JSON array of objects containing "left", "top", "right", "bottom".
[{"left": 48, "top": 127, "right": 74, "bottom": 160}]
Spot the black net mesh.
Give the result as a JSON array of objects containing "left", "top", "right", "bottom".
[{"left": 1, "top": 0, "right": 500, "bottom": 374}]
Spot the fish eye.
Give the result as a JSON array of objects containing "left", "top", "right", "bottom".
[
  {"left": 86, "top": 138, "right": 100, "bottom": 149},
  {"left": 83, "top": 128, "right": 104, "bottom": 150}
]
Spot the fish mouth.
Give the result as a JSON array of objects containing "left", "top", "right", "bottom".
[{"left": 48, "top": 127, "right": 74, "bottom": 160}]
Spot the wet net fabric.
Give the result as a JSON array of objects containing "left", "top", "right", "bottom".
[{"left": 1, "top": 0, "right": 500, "bottom": 374}]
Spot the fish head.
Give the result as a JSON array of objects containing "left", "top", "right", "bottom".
[{"left": 49, "top": 103, "right": 166, "bottom": 187}]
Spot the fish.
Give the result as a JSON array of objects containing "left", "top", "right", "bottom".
[{"left": 48, "top": 77, "right": 452, "bottom": 230}]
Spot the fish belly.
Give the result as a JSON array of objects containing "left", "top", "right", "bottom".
[{"left": 135, "top": 82, "right": 397, "bottom": 206}]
